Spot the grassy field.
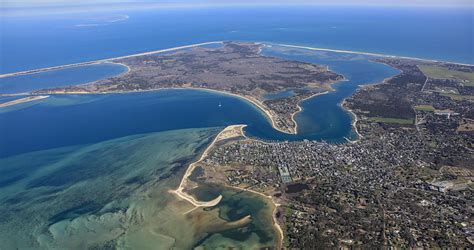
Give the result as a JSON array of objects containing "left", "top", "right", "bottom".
[
  {"left": 366, "top": 117, "right": 414, "bottom": 125},
  {"left": 440, "top": 93, "right": 474, "bottom": 102},
  {"left": 418, "top": 65, "right": 474, "bottom": 86},
  {"left": 414, "top": 105, "right": 435, "bottom": 111}
]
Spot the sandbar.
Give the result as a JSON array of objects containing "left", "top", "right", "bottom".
[
  {"left": 0, "top": 41, "right": 223, "bottom": 79},
  {"left": 0, "top": 95, "right": 49, "bottom": 108}
]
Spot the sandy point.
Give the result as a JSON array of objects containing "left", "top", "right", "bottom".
[
  {"left": 0, "top": 95, "right": 49, "bottom": 108},
  {"left": 172, "top": 123, "right": 285, "bottom": 248},
  {"left": 172, "top": 125, "right": 247, "bottom": 208}
]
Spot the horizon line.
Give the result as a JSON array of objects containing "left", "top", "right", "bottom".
[
  {"left": 2, "top": 2, "right": 473, "bottom": 17},
  {"left": 1, "top": 40, "right": 472, "bottom": 79}
]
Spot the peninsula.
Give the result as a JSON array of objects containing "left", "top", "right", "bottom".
[
  {"left": 34, "top": 42, "right": 343, "bottom": 134},
  {"left": 173, "top": 124, "right": 284, "bottom": 248}
]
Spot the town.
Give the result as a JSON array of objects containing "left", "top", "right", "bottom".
[{"left": 193, "top": 57, "right": 473, "bottom": 248}]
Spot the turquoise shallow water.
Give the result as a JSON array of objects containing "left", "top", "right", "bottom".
[
  {"left": 0, "top": 127, "right": 223, "bottom": 248},
  {"left": 0, "top": 49, "right": 400, "bottom": 248},
  {"left": 1, "top": 6, "right": 471, "bottom": 247}
]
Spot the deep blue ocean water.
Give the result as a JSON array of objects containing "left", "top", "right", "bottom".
[
  {"left": 0, "top": 6, "right": 472, "bottom": 247},
  {"left": 0, "top": 90, "right": 266, "bottom": 157},
  {"left": 0, "top": 46, "right": 399, "bottom": 158},
  {"left": 1, "top": 6, "right": 472, "bottom": 74}
]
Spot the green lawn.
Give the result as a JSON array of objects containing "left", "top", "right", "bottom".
[
  {"left": 414, "top": 105, "right": 435, "bottom": 111},
  {"left": 440, "top": 93, "right": 474, "bottom": 102},
  {"left": 366, "top": 117, "right": 414, "bottom": 125},
  {"left": 418, "top": 65, "right": 474, "bottom": 86}
]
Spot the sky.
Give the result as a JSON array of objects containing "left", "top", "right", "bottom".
[{"left": 3, "top": 0, "right": 473, "bottom": 8}]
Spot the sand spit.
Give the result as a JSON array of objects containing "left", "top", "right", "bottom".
[{"left": 0, "top": 95, "right": 49, "bottom": 108}]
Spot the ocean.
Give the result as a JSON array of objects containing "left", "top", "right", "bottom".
[
  {"left": 0, "top": 49, "right": 399, "bottom": 158},
  {"left": 1, "top": 6, "right": 472, "bottom": 74},
  {"left": 0, "top": 5, "right": 472, "bottom": 248}
]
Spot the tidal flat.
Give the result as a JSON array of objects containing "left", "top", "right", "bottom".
[
  {"left": 0, "top": 127, "right": 278, "bottom": 248},
  {"left": 188, "top": 182, "right": 279, "bottom": 248},
  {"left": 0, "top": 45, "right": 405, "bottom": 248}
]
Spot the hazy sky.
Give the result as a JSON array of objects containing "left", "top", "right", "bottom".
[
  {"left": 4, "top": 0, "right": 473, "bottom": 8},
  {"left": 2, "top": 0, "right": 472, "bottom": 17}
]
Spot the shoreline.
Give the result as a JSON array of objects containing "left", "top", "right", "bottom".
[
  {"left": 172, "top": 124, "right": 284, "bottom": 248},
  {"left": 1, "top": 41, "right": 471, "bottom": 80},
  {"left": 3, "top": 41, "right": 461, "bottom": 138},
  {"left": 36, "top": 86, "right": 296, "bottom": 135},
  {"left": 0, "top": 41, "right": 224, "bottom": 79},
  {"left": 275, "top": 43, "right": 474, "bottom": 67},
  {"left": 171, "top": 125, "right": 236, "bottom": 208},
  {"left": 223, "top": 184, "right": 284, "bottom": 248},
  {"left": 291, "top": 91, "right": 330, "bottom": 133},
  {"left": 225, "top": 92, "right": 295, "bottom": 134},
  {"left": 172, "top": 87, "right": 294, "bottom": 134},
  {"left": 0, "top": 95, "right": 49, "bottom": 108},
  {"left": 2, "top": 41, "right": 439, "bottom": 142},
  {"left": 340, "top": 99, "right": 362, "bottom": 143},
  {"left": 338, "top": 64, "right": 402, "bottom": 143}
]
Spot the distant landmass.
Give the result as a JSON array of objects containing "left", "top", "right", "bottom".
[{"left": 35, "top": 42, "right": 343, "bottom": 134}]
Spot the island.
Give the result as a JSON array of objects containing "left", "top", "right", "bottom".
[{"left": 34, "top": 42, "right": 343, "bottom": 134}]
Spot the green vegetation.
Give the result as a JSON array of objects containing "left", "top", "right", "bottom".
[
  {"left": 414, "top": 105, "right": 435, "bottom": 111},
  {"left": 162, "top": 59, "right": 176, "bottom": 63},
  {"left": 366, "top": 117, "right": 414, "bottom": 125},
  {"left": 418, "top": 65, "right": 474, "bottom": 86},
  {"left": 440, "top": 93, "right": 474, "bottom": 102}
]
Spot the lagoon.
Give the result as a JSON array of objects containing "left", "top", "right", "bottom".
[{"left": 0, "top": 63, "right": 127, "bottom": 94}]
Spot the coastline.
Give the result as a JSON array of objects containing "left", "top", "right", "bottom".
[
  {"left": 3, "top": 41, "right": 460, "bottom": 137},
  {"left": 0, "top": 41, "right": 224, "bottom": 79},
  {"left": 0, "top": 95, "right": 49, "bottom": 108},
  {"left": 172, "top": 124, "right": 284, "bottom": 248},
  {"left": 2, "top": 41, "right": 472, "bottom": 80},
  {"left": 0, "top": 41, "right": 438, "bottom": 143},
  {"left": 291, "top": 91, "right": 330, "bottom": 134},
  {"left": 214, "top": 90, "right": 296, "bottom": 135},
  {"left": 339, "top": 64, "right": 403, "bottom": 143},
  {"left": 171, "top": 125, "right": 236, "bottom": 208},
  {"left": 170, "top": 87, "right": 294, "bottom": 134},
  {"left": 224, "top": 184, "right": 284, "bottom": 248},
  {"left": 276, "top": 43, "right": 474, "bottom": 67},
  {"left": 35, "top": 86, "right": 296, "bottom": 135},
  {"left": 340, "top": 99, "right": 362, "bottom": 143},
  {"left": 109, "top": 62, "right": 131, "bottom": 76}
]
